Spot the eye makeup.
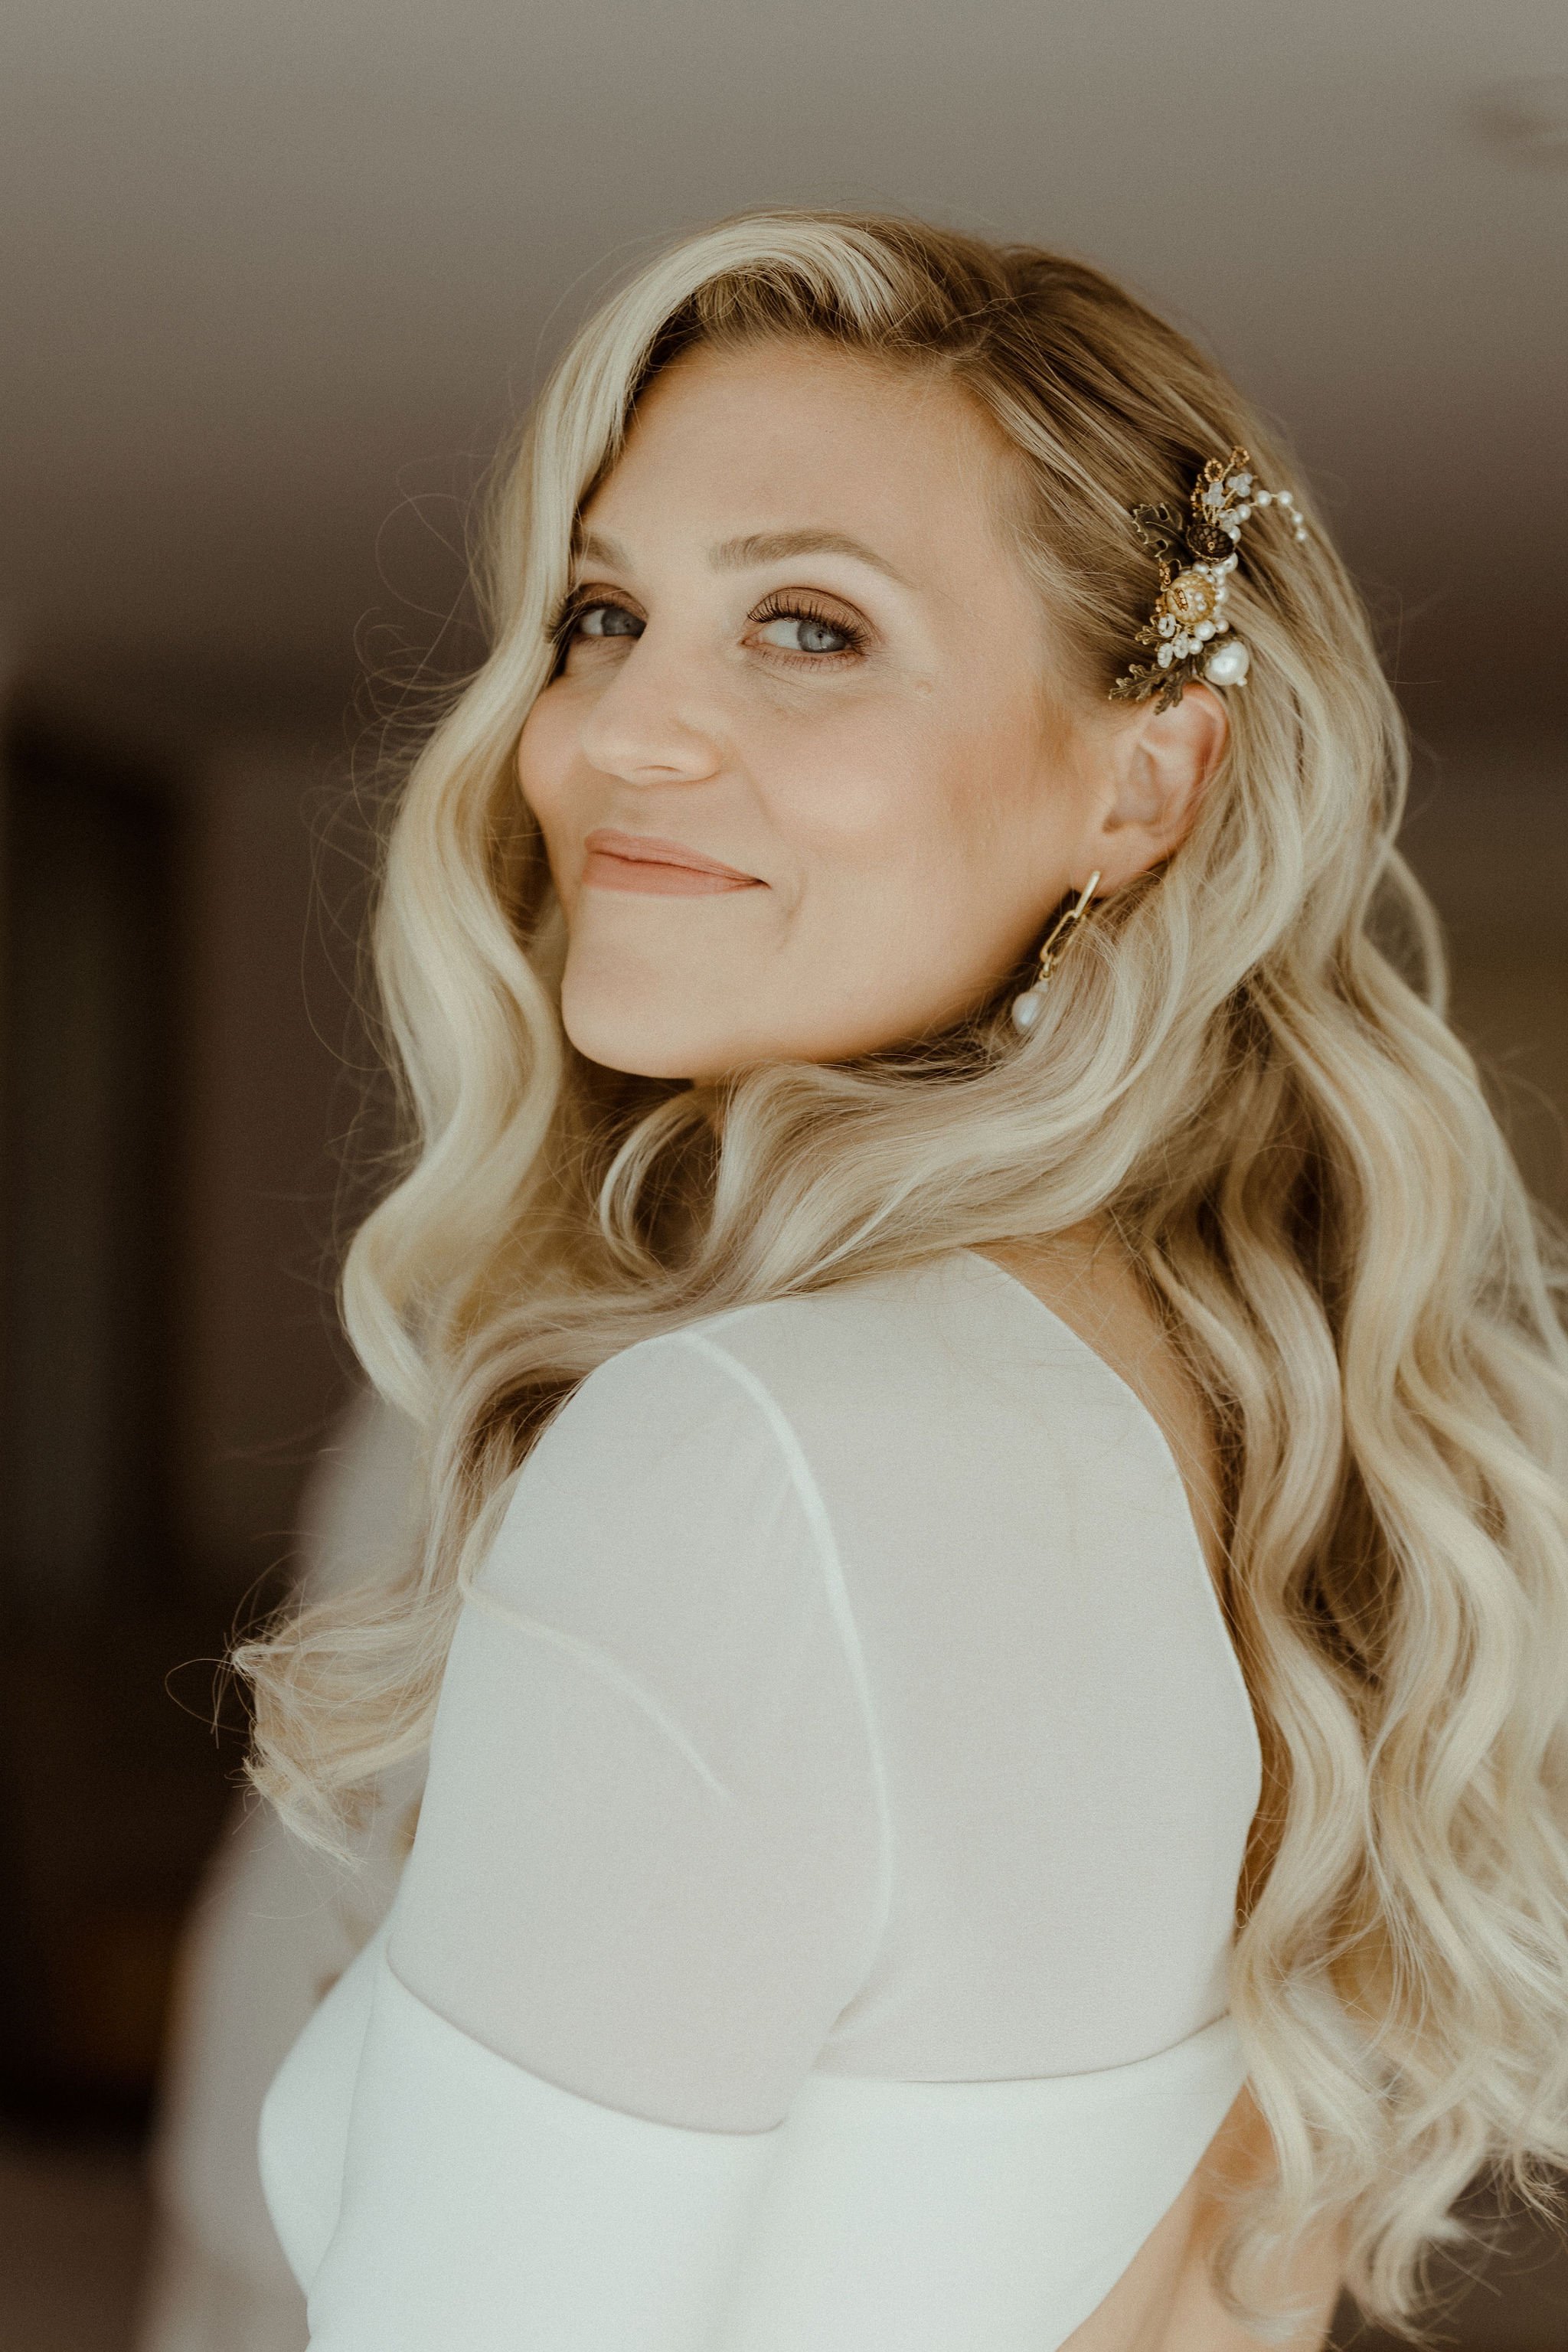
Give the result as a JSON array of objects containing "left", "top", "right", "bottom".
[{"left": 543, "top": 583, "right": 872, "bottom": 669}]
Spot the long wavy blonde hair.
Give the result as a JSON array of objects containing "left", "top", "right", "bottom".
[{"left": 236, "top": 211, "right": 1568, "bottom": 2335}]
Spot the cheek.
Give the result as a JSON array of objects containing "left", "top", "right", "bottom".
[
  {"left": 777, "top": 697, "right": 1067, "bottom": 1029},
  {"left": 773, "top": 694, "right": 1028, "bottom": 901},
  {"left": 514, "top": 690, "right": 577, "bottom": 832},
  {"left": 762, "top": 699, "right": 959, "bottom": 870}
]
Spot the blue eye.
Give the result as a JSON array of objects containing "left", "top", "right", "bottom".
[
  {"left": 573, "top": 603, "right": 642, "bottom": 640},
  {"left": 756, "top": 612, "right": 854, "bottom": 655}
]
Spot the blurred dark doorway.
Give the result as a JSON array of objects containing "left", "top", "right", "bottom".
[
  {"left": 0, "top": 723, "right": 230, "bottom": 2136},
  {"left": 2, "top": 725, "right": 179, "bottom": 1613}
]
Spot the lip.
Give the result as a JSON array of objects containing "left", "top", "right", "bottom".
[{"left": 582, "top": 828, "right": 763, "bottom": 887}]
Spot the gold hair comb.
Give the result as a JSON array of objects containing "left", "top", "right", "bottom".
[{"left": 1109, "top": 447, "right": 1305, "bottom": 714}]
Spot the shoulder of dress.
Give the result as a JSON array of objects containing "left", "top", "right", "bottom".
[
  {"left": 507, "top": 1270, "right": 946, "bottom": 1537},
  {"left": 678, "top": 1258, "right": 972, "bottom": 1393},
  {"left": 535, "top": 1321, "right": 776, "bottom": 1454},
  {"left": 475, "top": 1312, "right": 860, "bottom": 1635},
  {"left": 560, "top": 1263, "right": 939, "bottom": 1426}
]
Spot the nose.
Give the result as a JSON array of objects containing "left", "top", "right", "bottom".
[{"left": 573, "top": 629, "right": 724, "bottom": 788}]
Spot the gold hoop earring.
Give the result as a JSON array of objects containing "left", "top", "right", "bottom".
[{"left": 1009, "top": 872, "right": 1102, "bottom": 1033}]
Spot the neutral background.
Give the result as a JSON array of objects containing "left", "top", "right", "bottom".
[{"left": 1, "top": 3, "right": 1563, "bottom": 2345}]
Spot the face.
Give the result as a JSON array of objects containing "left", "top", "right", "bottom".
[{"left": 517, "top": 338, "right": 1210, "bottom": 1083}]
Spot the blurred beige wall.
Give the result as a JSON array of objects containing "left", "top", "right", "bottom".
[{"left": 1400, "top": 724, "right": 1567, "bottom": 1221}]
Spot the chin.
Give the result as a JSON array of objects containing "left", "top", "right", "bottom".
[{"left": 560, "top": 1007, "right": 710, "bottom": 1083}]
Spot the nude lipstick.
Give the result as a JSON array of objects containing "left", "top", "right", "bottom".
[{"left": 581, "top": 829, "right": 763, "bottom": 896}]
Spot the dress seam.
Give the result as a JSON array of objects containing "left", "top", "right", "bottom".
[{"left": 671, "top": 1328, "right": 897, "bottom": 1987}]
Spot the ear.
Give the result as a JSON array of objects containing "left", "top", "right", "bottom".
[{"left": 1089, "top": 682, "right": 1229, "bottom": 890}]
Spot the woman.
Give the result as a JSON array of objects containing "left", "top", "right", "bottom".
[{"left": 237, "top": 211, "right": 1568, "bottom": 2350}]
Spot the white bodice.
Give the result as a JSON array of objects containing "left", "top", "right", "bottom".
[{"left": 260, "top": 1248, "right": 1262, "bottom": 2347}]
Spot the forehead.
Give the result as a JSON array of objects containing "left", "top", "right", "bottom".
[{"left": 582, "top": 338, "right": 1026, "bottom": 573}]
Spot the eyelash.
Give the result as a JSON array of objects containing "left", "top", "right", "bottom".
[{"left": 544, "top": 587, "right": 871, "bottom": 668}]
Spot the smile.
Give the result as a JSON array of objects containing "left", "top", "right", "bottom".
[{"left": 581, "top": 829, "right": 764, "bottom": 896}]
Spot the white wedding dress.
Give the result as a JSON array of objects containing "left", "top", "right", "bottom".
[{"left": 260, "top": 1247, "right": 1262, "bottom": 2349}]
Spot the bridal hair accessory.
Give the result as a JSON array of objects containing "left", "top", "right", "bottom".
[
  {"left": 1109, "top": 447, "right": 1307, "bottom": 714},
  {"left": 1010, "top": 872, "right": 1101, "bottom": 1033}
]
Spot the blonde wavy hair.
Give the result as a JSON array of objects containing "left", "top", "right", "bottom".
[{"left": 236, "top": 211, "right": 1568, "bottom": 2336}]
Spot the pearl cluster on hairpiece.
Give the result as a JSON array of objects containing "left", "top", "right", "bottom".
[{"left": 1109, "top": 448, "right": 1307, "bottom": 714}]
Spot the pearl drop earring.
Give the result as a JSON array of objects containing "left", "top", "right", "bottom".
[{"left": 1010, "top": 872, "right": 1102, "bottom": 1034}]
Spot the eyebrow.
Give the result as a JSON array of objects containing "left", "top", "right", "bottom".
[{"left": 572, "top": 526, "right": 911, "bottom": 588}]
